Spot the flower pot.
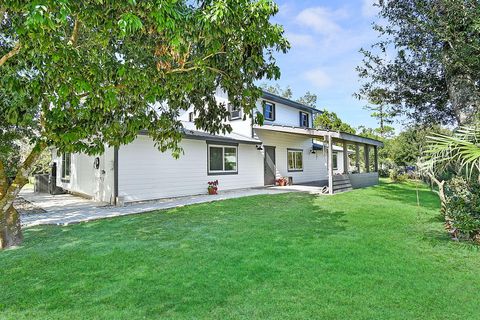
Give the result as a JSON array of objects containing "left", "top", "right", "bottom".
[{"left": 208, "top": 188, "right": 217, "bottom": 195}]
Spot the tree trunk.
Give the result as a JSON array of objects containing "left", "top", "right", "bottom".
[
  {"left": 446, "top": 73, "right": 480, "bottom": 126},
  {"left": 0, "top": 142, "right": 46, "bottom": 249},
  {"left": 0, "top": 206, "right": 22, "bottom": 249}
]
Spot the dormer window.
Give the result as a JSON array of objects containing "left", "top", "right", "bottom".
[
  {"left": 299, "top": 111, "right": 309, "bottom": 127},
  {"left": 228, "top": 104, "right": 242, "bottom": 120},
  {"left": 263, "top": 101, "right": 275, "bottom": 121}
]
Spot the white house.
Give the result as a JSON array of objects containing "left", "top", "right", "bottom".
[{"left": 51, "top": 90, "right": 383, "bottom": 204}]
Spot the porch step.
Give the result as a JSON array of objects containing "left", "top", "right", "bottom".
[{"left": 332, "top": 174, "right": 352, "bottom": 193}]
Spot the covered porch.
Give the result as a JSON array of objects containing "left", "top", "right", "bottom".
[{"left": 254, "top": 124, "right": 384, "bottom": 194}]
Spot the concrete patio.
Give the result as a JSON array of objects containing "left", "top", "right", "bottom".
[{"left": 18, "top": 187, "right": 298, "bottom": 227}]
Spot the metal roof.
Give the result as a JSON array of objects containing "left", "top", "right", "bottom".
[{"left": 261, "top": 91, "right": 322, "bottom": 114}]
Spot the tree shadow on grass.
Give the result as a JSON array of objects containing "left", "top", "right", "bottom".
[{"left": 373, "top": 181, "right": 440, "bottom": 211}]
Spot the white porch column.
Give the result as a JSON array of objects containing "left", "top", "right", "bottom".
[
  {"left": 328, "top": 135, "right": 333, "bottom": 195},
  {"left": 365, "top": 145, "right": 370, "bottom": 173},
  {"left": 374, "top": 146, "right": 379, "bottom": 172},
  {"left": 343, "top": 141, "right": 348, "bottom": 174},
  {"left": 355, "top": 143, "right": 360, "bottom": 173}
]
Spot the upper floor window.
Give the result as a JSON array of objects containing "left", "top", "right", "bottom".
[
  {"left": 299, "top": 111, "right": 309, "bottom": 127},
  {"left": 263, "top": 101, "right": 275, "bottom": 121},
  {"left": 61, "top": 153, "right": 71, "bottom": 181},
  {"left": 228, "top": 104, "right": 242, "bottom": 120},
  {"left": 188, "top": 112, "right": 195, "bottom": 122}
]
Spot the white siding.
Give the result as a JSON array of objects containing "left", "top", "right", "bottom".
[
  {"left": 52, "top": 148, "right": 115, "bottom": 203},
  {"left": 255, "top": 130, "right": 326, "bottom": 184},
  {"left": 256, "top": 100, "right": 314, "bottom": 128},
  {"left": 118, "top": 136, "right": 264, "bottom": 202}
]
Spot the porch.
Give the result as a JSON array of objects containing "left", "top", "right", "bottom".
[{"left": 254, "top": 124, "right": 384, "bottom": 194}]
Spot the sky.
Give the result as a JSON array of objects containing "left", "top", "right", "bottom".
[{"left": 263, "top": 0, "right": 383, "bottom": 130}]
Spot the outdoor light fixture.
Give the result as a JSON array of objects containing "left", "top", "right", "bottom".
[{"left": 256, "top": 145, "right": 264, "bottom": 151}]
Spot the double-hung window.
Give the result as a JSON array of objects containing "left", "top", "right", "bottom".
[
  {"left": 228, "top": 104, "right": 242, "bottom": 120},
  {"left": 333, "top": 152, "right": 338, "bottom": 170},
  {"left": 299, "top": 111, "right": 309, "bottom": 127},
  {"left": 263, "top": 101, "right": 275, "bottom": 121},
  {"left": 208, "top": 145, "right": 238, "bottom": 174},
  {"left": 287, "top": 149, "right": 303, "bottom": 172},
  {"left": 61, "top": 153, "right": 71, "bottom": 181}
]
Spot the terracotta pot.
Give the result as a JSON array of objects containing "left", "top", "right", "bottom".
[
  {"left": 208, "top": 187, "right": 217, "bottom": 195},
  {"left": 277, "top": 180, "right": 286, "bottom": 186}
]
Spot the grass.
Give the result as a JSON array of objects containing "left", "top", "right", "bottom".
[{"left": 1, "top": 179, "right": 480, "bottom": 319}]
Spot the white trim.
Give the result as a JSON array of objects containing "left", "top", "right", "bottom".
[{"left": 207, "top": 145, "right": 238, "bottom": 174}]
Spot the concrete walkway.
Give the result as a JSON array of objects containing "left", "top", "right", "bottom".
[{"left": 19, "top": 187, "right": 296, "bottom": 227}]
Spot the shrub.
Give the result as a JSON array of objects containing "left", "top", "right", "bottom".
[
  {"left": 389, "top": 168, "right": 408, "bottom": 182},
  {"left": 444, "top": 176, "right": 480, "bottom": 242},
  {"left": 378, "top": 168, "right": 390, "bottom": 178}
]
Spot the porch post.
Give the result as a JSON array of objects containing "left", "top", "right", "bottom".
[
  {"left": 342, "top": 141, "right": 348, "bottom": 174},
  {"left": 365, "top": 145, "right": 370, "bottom": 173},
  {"left": 355, "top": 143, "right": 360, "bottom": 173},
  {"left": 374, "top": 146, "right": 379, "bottom": 172},
  {"left": 328, "top": 135, "right": 333, "bottom": 195}
]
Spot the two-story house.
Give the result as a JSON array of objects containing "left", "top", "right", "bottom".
[{"left": 51, "top": 90, "right": 383, "bottom": 204}]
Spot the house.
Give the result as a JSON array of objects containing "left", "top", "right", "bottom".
[{"left": 51, "top": 90, "right": 383, "bottom": 204}]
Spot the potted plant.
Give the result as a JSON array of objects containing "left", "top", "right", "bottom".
[
  {"left": 207, "top": 180, "right": 219, "bottom": 195},
  {"left": 276, "top": 177, "right": 288, "bottom": 186}
]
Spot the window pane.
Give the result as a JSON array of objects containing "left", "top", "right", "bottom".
[
  {"left": 224, "top": 147, "right": 237, "bottom": 171},
  {"left": 288, "top": 152, "right": 294, "bottom": 170},
  {"left": 66, "top": 154, "right": 71, "bottom": 176},
  {"left": 295, "top": 151, "right": 303, "bottom": 169},
  {"left": 333, "top": 153, "right": 338, "bottom": 169},
  {"left": 209, "top": 147, "right": 223, "bottom": 171}
]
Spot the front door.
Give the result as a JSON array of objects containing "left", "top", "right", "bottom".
[{"left": 264, "top": 146, "right": 276, "bottom": 186}]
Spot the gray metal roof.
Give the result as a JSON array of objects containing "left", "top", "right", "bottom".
[{"left": 261, "top": 91, "right": 322, "bottom": 114}]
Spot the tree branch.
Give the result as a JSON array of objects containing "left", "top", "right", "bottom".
[
  {"left": 0, "top": 42, "right": 21, "bottom": 68},
  {"left": 68, "top": 17, "right": 80, "bottom": 46}
]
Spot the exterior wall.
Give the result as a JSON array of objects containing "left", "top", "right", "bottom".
[
  {"left": 348, "top": 172, "right": 379, "bottom": 188},
  {"left": 118, "top": 135, "right": 264, "bottom": 202},
  {"left": 256, "top": 99, "right": 314, "bottom": 128},
  {"left": 255, "top": 129, "right": 330, "bottom": 184},
  {"left": 52, "top": 148, "right": 115, "bottom": 203}
]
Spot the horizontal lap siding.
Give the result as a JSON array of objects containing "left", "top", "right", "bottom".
[
  {"left": 118, "top": 136, "right": 264, "bottom": 202},
  {"left": 255, "top": 130, "right": 328, "bottom": 184}
]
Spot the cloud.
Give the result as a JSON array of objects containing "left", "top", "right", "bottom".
[
  {"left": 285, "top": 32, "right": 315, "bottom": 48},
  {"left": 303, "top": 68, "right": 332, "bottom": 88},
  {"left": 295, "top": 7, "right": 348, "bottom": 37},
  {"left": 361, "top": 0, "right": 379, "bottom": 18}
]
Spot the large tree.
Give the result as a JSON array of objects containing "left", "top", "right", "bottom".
[
  {"left": 314, "top": 110, "right": 356, "bottom": 134},
  {"left": 0, "top": 0, "right": 289, "bottom": 248},
  {"left": 357, "top": 0, "right": 480, "bottom": 126}
]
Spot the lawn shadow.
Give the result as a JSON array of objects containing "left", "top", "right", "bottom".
[{"left": 373, "top": 181, "right": 440, "bottom": 211}]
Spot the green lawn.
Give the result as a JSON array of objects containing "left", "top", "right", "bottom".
[{"left": 1, "top": 180, "right": 479, "bottom": 319}]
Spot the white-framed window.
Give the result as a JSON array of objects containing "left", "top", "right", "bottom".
[
  {"left": 263, "top": 101, "right": 275, "bottom": 121},
  {"left": 299, "top": 111, "right": 309, "bottom": 127},
  {"left": 208, "top": 145, "right": 238, "bottom": 174},
  {"left": 188, "top": 112, "right": 195, "bottom": 122},
  {"left": 61, "top": 153, "right": 71, "bottom": 181},
  {"left": 228, "top": 104, "right": 242, "bottom": 120},
  {"left": 287, "top": 149, "right": 303, "bottom": 172}
]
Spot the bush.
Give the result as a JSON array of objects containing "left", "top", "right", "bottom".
[
  {"left": 378, "top": 168, "right": 390, "bottom": 178},
  {"left": 444, "top": 177, "right": 480, "bottom": 242},
  {"left": 389, "top": 168, "right": 408, "bottom": 182}
]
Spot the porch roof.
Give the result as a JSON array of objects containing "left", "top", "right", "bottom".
[{"left": 253, "top": 124, "right": 384, "bottom": 147}]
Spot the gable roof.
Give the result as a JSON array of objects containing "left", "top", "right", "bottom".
[{"left": 261, "top": 91, "right": 322, "bottom": 114}]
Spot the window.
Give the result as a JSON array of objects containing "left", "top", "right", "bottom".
[
  {"left": 208, "top": 145, "right": 238, "bottom": 174},
  {"left": 299, "top": 111, "right": 309, "bottom": 127},
  {"left": 333, "top": 152, "right": 338, "bottom": 170},
  {"left": 228, "top": 104, "right": 242, "bottom": 120},
  {"left": 263, "top": 101, "right": 275, "bottom": 121},
  {"left": 188, "top": 112, "right": 194, "bottom": 122},
  {"left": 61, "top": 153, "right": 71, "bottom": 181},
  {"left": 287, "top": 149, "right": 303, "bottom": 171}
]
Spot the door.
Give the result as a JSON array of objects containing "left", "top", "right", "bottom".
[{"left": 264, "top": 146, "right": 276, "bottom": 186}]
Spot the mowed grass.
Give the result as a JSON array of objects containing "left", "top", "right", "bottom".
[{"left": 1, "top": 180, "right": 480, "bottom": 319}]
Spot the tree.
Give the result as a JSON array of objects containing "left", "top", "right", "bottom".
[
  {"left": 296, "top": 91, "right": 317, "bottom": 108},
  {"left": 259, "top": 83, "right": 293, "bottom": 99},
  {"left": 314, "top": 110, "right": 356, "bottom": 134},
  {"left": 357, "top": 0, "right": 480, "bottom": 126},
  {"left": 0, "top": 0, "right": 289, "bottom": 248}
]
